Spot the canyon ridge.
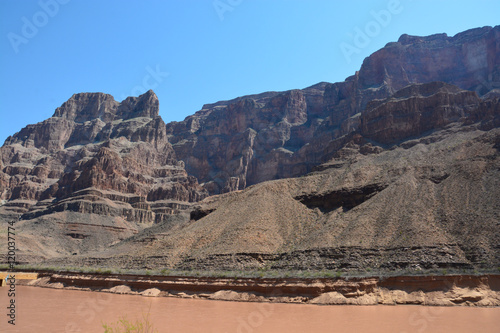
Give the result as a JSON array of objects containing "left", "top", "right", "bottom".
[{"left": 1, "top": 26, "right": 499, "bottom": 275}]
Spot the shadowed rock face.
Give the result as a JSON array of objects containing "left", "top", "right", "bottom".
[
  {"left": 167, "top": 26, "right": 500, "bottom": 194},
  {"left": 360, "top": 82, "right": 500, "bottom": 144}
]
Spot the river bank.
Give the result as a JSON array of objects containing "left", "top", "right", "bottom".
[{"left": 7, "top": 270, "right": 500, "bottom": 306}]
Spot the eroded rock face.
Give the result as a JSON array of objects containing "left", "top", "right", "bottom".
[
  {"left": 1, "top": 26, "right": 499, "bottom": 266},
  {"left": 359, "top": 26, "right": 500, "bottom": 96},
  {"left": 360, "top": 82, "right": 500, "bottom": 144},
  {"left": 92, "top": 122, "right": 500, "bottom": 273},
  {"left": 0, "top": 90, "right": 207, "bottom": 224},
  {"left": 167, "top": 26, "right": 500, "bottom": 194}
]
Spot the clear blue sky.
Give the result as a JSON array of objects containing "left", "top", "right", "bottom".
[{"left": 1, "top": 0, "right": 499, "bottom": 143}]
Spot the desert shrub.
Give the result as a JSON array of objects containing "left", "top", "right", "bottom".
[{"left": 102, "top": 308, "right": 158, "bottom": 333}]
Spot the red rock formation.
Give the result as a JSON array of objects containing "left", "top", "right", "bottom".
[
  {"left": 359, "top": 26, "right": 500, "bottom": 96},
  {"left": 166, "top": 26, "right": 500, "bottom": 194},
  {"left": 360, "top": 82, "right": 493, "bottom": 144},
  {"left": 1, "top": 26, "right": 499, "bottom": 263},
  {"left": 0, "top": 90, "right": 207, "bottom": 223}
]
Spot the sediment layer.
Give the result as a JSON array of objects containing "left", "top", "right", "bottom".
[{"left": 17, "top": 271, "right": 500, "bottom": 307}]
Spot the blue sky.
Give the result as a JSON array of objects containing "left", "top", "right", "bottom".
[{"left": 1, "top": 0, "right": 499, "bottom": 143}]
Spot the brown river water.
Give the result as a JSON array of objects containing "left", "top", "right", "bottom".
[{"left": 1, "top": 286, "right": 499, "bottom": 333}]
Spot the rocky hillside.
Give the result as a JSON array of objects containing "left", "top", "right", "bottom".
[
  {"left": 48, "top": 81, "right": 499, "bottom": 273},
  {"left": 0, "top": 26, "right": 499, "bottom": 272}
]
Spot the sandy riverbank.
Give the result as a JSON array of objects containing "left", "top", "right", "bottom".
[{"left": 8, "top": 271, "right": 500, "bottom": 306}]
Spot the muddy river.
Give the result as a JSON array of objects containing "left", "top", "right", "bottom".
[{"left": 1, "top": 286, "right": 499, "bottom": 332}]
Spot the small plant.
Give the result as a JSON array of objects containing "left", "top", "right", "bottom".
[
  {"left": 441, "top": 269, "right": 448, "bottom": 276},
  {"left": 323, "top": 271, "right": 335, "bottom": 278},
  {"left": 258, "top": 265, "right": 269, "bottom": 272},
  {"left": 335, "top": 271, "right": 342, "bottom": 278},
  {"left": 269, "top": 270, "right": 280, "bottom": 278},
  {"left": 102, "top": 310, "right": 158, "bottom": 333}
]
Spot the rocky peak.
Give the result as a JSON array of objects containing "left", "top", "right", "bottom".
[
  {"left": 53, "top": 90, "right": 159, "bottom": 123},
  {"left": 0, "top": 87, "right": 208, "bottom": 231},
  {"left": 53, "top": 92, "right": 119, "bottom": 123},
  {"left": 397, "top": 32, "right": 448, "bottom": 45},
  {"left": 359, "top": 25, "right": 500, "bottom": 95},
  {"left": 4, "top": 90, "right": 163, "bottom": 152},
  {"left": 117, "top": 89, "right": 159, "bottom": 120}
]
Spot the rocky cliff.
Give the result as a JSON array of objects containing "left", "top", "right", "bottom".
[
  {"left": 167, "top": 25, "right": 500, "bottom": 194},
  {"left": 0, "top": 90, "right": 207, "bottom": 258},
  {"left": 0, "top": 26, "right": 499, "bottom": 271},
  {"left": 62, "top": 80, "right": 497, "bottom": 273}
]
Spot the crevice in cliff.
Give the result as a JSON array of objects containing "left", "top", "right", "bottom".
[
  {"left": 66, "top": 233, "right": 89, "bottom": 239},
  {"left": 190, "top": 208, "right": 215, "bottom": 221},
  {"left": 294, "top": 183, "right": 388, "bottom": 213}
]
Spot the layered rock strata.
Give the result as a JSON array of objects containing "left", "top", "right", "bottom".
[
  {"left": 0, "top": 26, "right": 499, "bottom": 271},
  {"left": 167, "top": 26, "right": 500, "bottom": 194},
  {"left": 0, "top": 91, "right": 207, "bottom": 257}
]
